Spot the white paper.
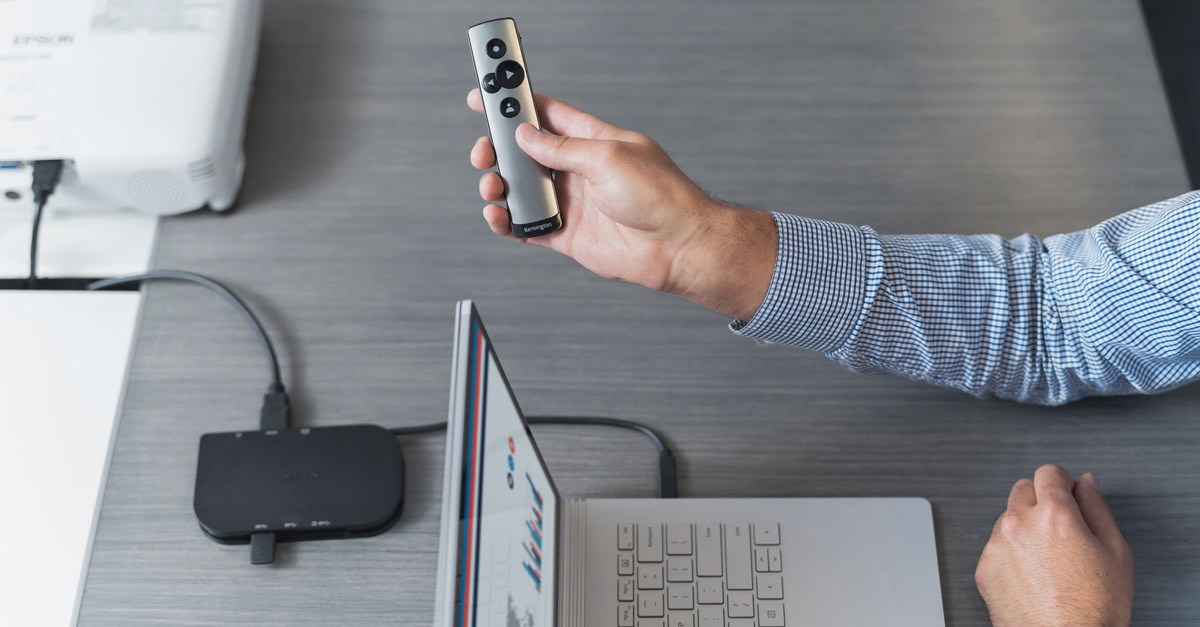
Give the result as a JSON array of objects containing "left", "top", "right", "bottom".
[
  {"left": 0, "top": 291, "right": 143, "bottom": 626},
  {"left": 0, "top": 202, "right": 156, "bottom": 625}
]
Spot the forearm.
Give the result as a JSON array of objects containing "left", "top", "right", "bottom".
[
  {"left": 825, "top": 227, "right": 1062, "bottom": 403},
  {"left": 732, "top": 213, "right": 1065, "bottom": 402},
  {"left": 731, "top": 192, "right": 1200, "bottom": 405}
]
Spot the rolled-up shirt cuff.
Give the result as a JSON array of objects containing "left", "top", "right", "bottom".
[{"left": 729, "top": 212, "right": 869, "bottom": 352}]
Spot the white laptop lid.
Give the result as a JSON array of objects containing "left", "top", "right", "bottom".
[{"left": 434, "top": 300, "right": 560, "bottom": 627}]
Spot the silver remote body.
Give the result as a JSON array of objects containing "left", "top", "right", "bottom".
[{"left": 468, "top": 18, "right": 562, "bottom": 238}]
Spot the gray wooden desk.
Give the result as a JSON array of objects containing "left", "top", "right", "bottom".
[{"left": 78, "top": 0, "right": 1198, "bottom": 625}]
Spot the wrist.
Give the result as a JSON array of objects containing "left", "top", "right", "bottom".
[{"left": 665, "top": 201, "right": 777, "bottom": 320}]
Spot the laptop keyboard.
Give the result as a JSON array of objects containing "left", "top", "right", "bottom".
[{"left": 616, "top": 523, "right": 786, "bottom": 627}]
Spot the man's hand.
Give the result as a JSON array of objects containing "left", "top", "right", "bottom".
[
  {"left": 976, "top": 465, "right": 1134, "bottom": 627},
  {"left": 467, "top": 89, "right": 776, "bottom": 321}
]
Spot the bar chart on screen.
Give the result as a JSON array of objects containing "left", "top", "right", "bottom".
[
  {"left": 522, "top": 473, "right": 544, "bottom": 592},
  {"left": 468, "top": 345, "right": 558, "bottom": 627}
]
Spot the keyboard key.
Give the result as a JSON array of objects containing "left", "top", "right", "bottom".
[
  {"left": 638, "top": 524, "right": 664, "bottom": 563},
  {"left": 619, "top": 577, "right": 635, "bottom": 601},
  {"left": 753, "top": 522, "right": 780, "bottom": 545},
  {"left": 666, "top": 557, "right": 693, "bottom": 582},
  {"left": 728, "top": 591, "right": 754, "bottom": 618},
  {"left": 696, "top": 523, "right": 722, "bottom": 576},
  {"left": 698, "top": 606, "right": 723, "bottom": 627},
  {"left": 697, "top": 579, "right": 723, "bottom": 605},
  {"left": 754, "top": 547, "right": 770, "bottom": 572},
  {"left": 725, "top": 524, "right": 752, "bottom": 590},
  {"left": 618, "top": 603, "right": 635, "bottom": 627},
  {"left": 638, "top": 564, "right": 664, "bottom": 590},
  {"left": 759, "top": 600, "right": 786, "bottom": 626},
  {"left": 666, "top": 523, "right": 693, "bottom": 555},
  {"left": 667, "top": 613, "right": 695, "bottom": 627},
  {"left": 619, "top": 524, "right": 635, "bottom": 550},
  {"left": 757, "top": 574, "right": 783, "bottom": 600},
  {"left": 667, "top": 583, "right": 694, "bottom": 610},
  {"left": 638, "top": 592, "right": 665, "bottom": 617},
  {"left": 619, "top": 520, "right": 787, "bottom": 627}
]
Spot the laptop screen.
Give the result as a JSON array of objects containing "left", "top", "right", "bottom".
[{"left": 437, "top": 301, "right": 559, "bottom": 627}]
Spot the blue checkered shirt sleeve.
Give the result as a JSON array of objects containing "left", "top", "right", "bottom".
[{"left": 731, "top": 191, "right": 1200, "bottom": 405}]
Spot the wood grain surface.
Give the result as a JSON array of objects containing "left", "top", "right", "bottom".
[{"left": 78, "top": 0, "right": 1196, "bottom": 624}]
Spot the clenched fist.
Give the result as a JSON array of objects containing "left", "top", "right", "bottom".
[{"left": 975, "top": 465, "right": 1133, "bottom": 627}]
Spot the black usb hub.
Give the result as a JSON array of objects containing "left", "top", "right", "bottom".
[{"left": 194, "top": 424, "right": 405, "bottom": 563}]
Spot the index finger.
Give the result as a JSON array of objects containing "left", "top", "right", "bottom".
[
  {"left": 467, "top": 87, "right": 484, "bottom": 113},
  {"left": 1007, "top": 478, "right": 1036, "bottom": 510},
  {"left": 1033, "top": 464, "right": 1078, "bottom": 506}
]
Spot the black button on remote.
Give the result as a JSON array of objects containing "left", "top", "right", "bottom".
[
  {"left": 500, "top": 97, "right": 521, "bottom": 118},
  {"left": 486, "top": 38, "right": 506, "bottom": 59},
  {"left": 495, "top": 60, "right": 524, "bottom": 89},
  {"left": 482, "top": 73, "right": 500, "bottom": 94}
]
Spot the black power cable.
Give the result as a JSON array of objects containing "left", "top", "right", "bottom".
[
  {"left": 386, "top": 422, "right": 449, "bottom": 436},
  {"left": 391, "top": 415, "right": 679, "bottom": 498},
  {"left": 87, "top": 271, "right": 283, "bottom": 390},
  {"left": 27, "top": 160, "right": 66, "bottom": 288},
  {"left": 530, "top": 416, "right": 678, "bottom": 499},
  {"left": 87, "top": 271, "right": 290, "bottom": 430}
]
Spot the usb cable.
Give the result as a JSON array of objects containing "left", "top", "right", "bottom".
[
  {"left": 391, "top": 416, "right": 679, "bottom": 498},
  {"left": 27, "top": 160, "right": 66, "bottom": 288},
  {"left": 88, "top": 271, "right": 291, "bottom": 431}
]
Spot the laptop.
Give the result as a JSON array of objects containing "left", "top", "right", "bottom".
[{"left": 433, "top": 301, "right": 945, "bottom": 626}]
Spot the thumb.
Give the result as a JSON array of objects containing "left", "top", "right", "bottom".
[
  {"left": 516, "top": 123, "right": 604, "bottom": 176},
  {"left": 1073, "top": 473, "right": 1127, "bottom": 555}
]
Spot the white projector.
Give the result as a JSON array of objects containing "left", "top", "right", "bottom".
[{"left": 0, "top": 0, "right": 262, "bottom": 215}]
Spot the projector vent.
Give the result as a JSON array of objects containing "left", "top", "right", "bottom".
[
  {"left": 128, "top": 170, "right": 190, "bottom": 213},
  {"left": 188, "top": 157, "right": 217, "bottom": 182}
]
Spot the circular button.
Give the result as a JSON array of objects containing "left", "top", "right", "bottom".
[
  {"left": 481, "top": 73, "right": 500, "bottom": 94},
  {"left": 499, "top": 97, "right": 521, "bottom": 118},
  {"left": 486, "top": 38, "right": 506, "bottom": 59},
  {"left": 495, "top": 60, "right": 525, "bottom": 89}
]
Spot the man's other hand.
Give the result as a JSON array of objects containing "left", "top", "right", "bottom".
[{"left": 976, "top": 465, "right": 1134, "bottom": 627}]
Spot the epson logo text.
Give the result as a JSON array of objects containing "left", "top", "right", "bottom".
[{"left": 13, "top": 34, "right": 75, "bottom": 46}]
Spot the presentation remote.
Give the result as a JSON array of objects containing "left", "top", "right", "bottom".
[{"left": 468, "top": 18, "right": 562, "bottom": 238}]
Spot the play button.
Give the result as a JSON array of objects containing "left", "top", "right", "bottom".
[
  {"left": 500, "top": 97, "right": 520, "bottom": 118},
  {"left": 495, "top": 60, "right": 524, "bottom": 89},
  {"left": 482, "top": 73, "right": 500, "bottom": 94},
  {"left": 486, "top": 38, "right": 506, "bottom": 59}
]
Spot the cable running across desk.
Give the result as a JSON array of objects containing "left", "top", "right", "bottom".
[
  {"left": 88, "top": 270, "right": 292, "bottom": 430},
  {"left": 391, "top": 416, "right": 679, "bottom": 498},
  {"left": 88, "top": 271, "right": 284, "bottom": 391}
]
